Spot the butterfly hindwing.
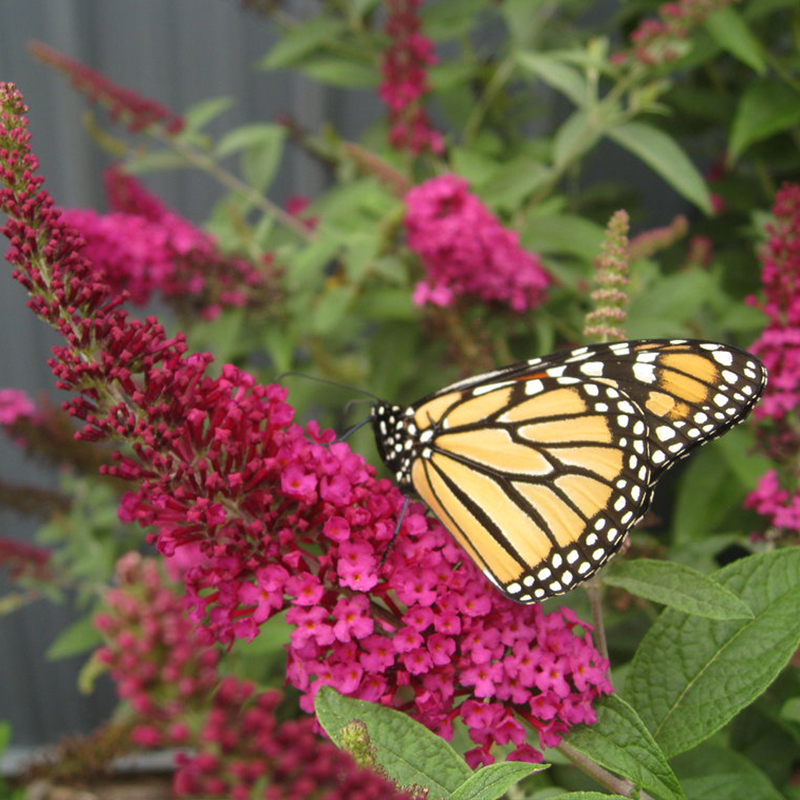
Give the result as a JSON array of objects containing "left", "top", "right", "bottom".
[{"left": 371, "top": 339, "right": 767, "bottom": 603}]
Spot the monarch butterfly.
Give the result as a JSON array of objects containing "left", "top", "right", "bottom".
[{"left": 371, "top": 339, "right": 767, "bottom": 603}]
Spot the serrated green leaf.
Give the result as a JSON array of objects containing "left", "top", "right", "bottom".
[
  {"left": 315, "top": 686, "right": 471, "bottom": 796},
  {"left": 606, "top": 122, "right": 711, "bottom": 213},
  {"left": 604, "top": 560, "right": 753, "bottom": 620},
  {"left": 728, "top": 80, "right": 800, "bottom": 163},
  {"left": 298, "top": 58, "right": 379, "bottom": 88},
  {"left": 519, "top": 214, "right": 604, "bottom": 261},
  {"left": 705, "top": 7, "right": 766, "bottom": 74},
  {"left": 626, "top": 549, "right": 800, "bottom": 757},
  {"left": 259, "top": 17, "right": 348, "bottom": 70},
  {"left": 563, "top": 694, "right": 686, "bottom": 800},
  {"left": 516, "top": 52, "right": 588, "bottom": 106},
  {"left": 672, "top": 744, "right": 783, "bottom": 800},
  {"left": 450, "top": 761, "right": 549, "bottom": 800},
  {"left": 47, "top": 615, "right": 102, "bottom": 660}
]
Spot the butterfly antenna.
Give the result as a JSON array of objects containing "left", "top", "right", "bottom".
[
  {"left": 337, "top": 416, "right": 372, "bottom": 443},
  {"left": 274, "top": 371, "right": 380, "bottom": 401},
  {"left": 380, "top": 496, "right": 410, "bottom": 569}
]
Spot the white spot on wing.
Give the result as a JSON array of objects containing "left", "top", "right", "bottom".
[
  {"left": 580, "top": 361, "right": 605, "bottom": 377},
  {"left": 633, "top": 363, "right": 657, "bottom": 383}
]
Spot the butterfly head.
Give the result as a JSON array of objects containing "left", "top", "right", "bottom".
[{"left": 371, "top": 402, "right": 416, "bottom": 488}]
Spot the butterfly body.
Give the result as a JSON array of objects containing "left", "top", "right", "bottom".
[{"left": 371, "top": 339, "right": 766, "bottom": 603}]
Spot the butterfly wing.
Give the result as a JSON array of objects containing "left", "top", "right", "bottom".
[{"left": 401, "top": 338, "right": 766, "bottom": 603}]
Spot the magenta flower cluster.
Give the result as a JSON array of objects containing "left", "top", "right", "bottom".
[
  {"left": 744, "top": 184, "right": 800, "bottom": 537},
  {"left": 378, "top": 0, "right": 443, "bottom": 156},
  {"left": 0, "top": 82, "right": 610, "bottom": 765},
  {"left": 0, "top": 388, "right": 39, "bottom": 426},
  {"left": 29, "top": 41, "right": 184, "bottom": 134},
  {"left": 96, "top": 554, "right": 418, "bottom": 800},
  {"left": 404, "top": 174, "right": 551, "bottom": 313},
  {"left": 63, "top": 166, "right": 265, "bottom": 318},
  {"left": 0, "top": 535, "right": 53, "bottom": 582}
]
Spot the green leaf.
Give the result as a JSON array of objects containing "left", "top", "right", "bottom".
[
  {"left": 780, "top": 696, "right": 800, "bottom": 724},
  {"left": 626, "top": 270, "right": 715, "bottom": 339},
  {"left": 298, "top": 58, "right": 379, "bottom": 88},
  {"left": 603, "top": 560, "right": 754, "bottom": 620},
  {"left": 286, "top": 232, "right": 341, "bottom": 291},
  {"left": 478, "top": 159, "right": 551, "bottom": 212},
  {"left": 672, "top": 744, "right": 783, "bottom": 800},
  {"left": 311, "top": 285, "right": 356, "bottom": 334},
  {"left": 47, "top": 615, "right": 102, "bottom": 660},
  {"left": 606, "top": 122, "right": 711, "bottom": 214},
  {"left": 670, "top": 425, "right": 763, "bottom": 544},
  {"left": 714, "top": 424, "right": 773, "bottom": 490},
  {"left": 182, "top": 96, "right": 235, "bottom": 133},
  {"left": 519, "top": 214, "right": 605, "bottom": 261},
  {"left": 429, "top": 62, "right": 476, "bottom": 91},
  {"left": 550, "top": 794, "right": 630, "bottom": 800},
  {"left": 450, "top": 761, "right": 549, "bottom": 800},
  {"left": 314, "top": 686, "right": 471, "bottom": 796},
  {"left": 516, "top": 51, "right": 588, "bottom": 107},
  {"left": 420, "top": 0, "right": 488, "bottom": 40},
  {"left": 216, "top": 123, "right": 286, "bottom": 158},
  {"left": 705, "top": 7, "right": 766, "bottom": 74},
  {"left": 123, "top": 151, "right": 191, "bottom": 173},
  {"left": 728, "top": 80, "right": 800, "bottom": 163},
  {"left": 259, "top": 17, "right": 348, "bottom": 70},
  {"left": 553, "top": 110, "right": 599, "bottom": 169},
  {"left": 356, "top": 287, "right": 415, "bottom": 321},
  {"left": 626, "top": 549, "right": 800, "bottom": 757},
  {"left": 563, "top": 695, "right": 686, "bottom": 800}
]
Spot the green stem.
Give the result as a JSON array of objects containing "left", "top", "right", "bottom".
[
  {"left": 558, "top": 741, "right": 656, "bottom": 800},
  {"left": 585, "top": 579, "right": 610, "bottom": 666},
  {"left": 152, "top": 130, "right": 316, "bottom": 241},
  {"left": 463, "top": 57, "right": 517, "bottom": 143}
]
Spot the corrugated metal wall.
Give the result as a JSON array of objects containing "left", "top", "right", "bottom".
[{"left": 0, "top": 0, "right": 361, "bottom": 748}]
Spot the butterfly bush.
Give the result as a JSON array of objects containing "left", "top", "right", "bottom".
[
  {"left": 745, "top": 184, "right": 800, "bottom": 537},
  {"left": 404, "top": 174, "right": 551, "bottom": 313},
  {"left": 0, "top": 82, "right": 611, "bottom": 765},
  {"left": 379, "top": 0, "right": 443, "bottom": 156},
  {"left": 62, "top": 166, "right": 267, "bottom": 318},
  {"left": 28, "top": 41, "right": 184, "bottom": 134},
  {"left": 96, "top": 553, "right": 420, "bottom": 800}
]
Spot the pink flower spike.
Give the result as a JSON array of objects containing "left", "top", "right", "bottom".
[{"left": 405, "top": 175, "right": 550, "bottom": 313}]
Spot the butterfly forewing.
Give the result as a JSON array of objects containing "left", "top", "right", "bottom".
[{"left": 371, "top": 339, "right": 767, "bottom": 603}]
